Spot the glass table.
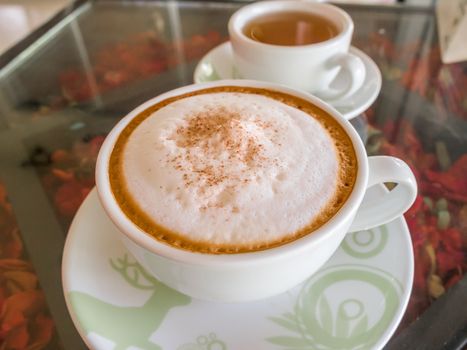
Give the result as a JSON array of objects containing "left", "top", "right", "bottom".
[{"left": 0, "top": 1, "right": 465, "bottom": 349}]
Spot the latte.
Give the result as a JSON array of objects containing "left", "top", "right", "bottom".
[{"left": 109, "top": 86, "right": 357, "bottom": 253}]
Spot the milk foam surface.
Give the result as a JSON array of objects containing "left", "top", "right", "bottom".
[{"left": 122, "top": 92, "right": 339, "bottom": 246}]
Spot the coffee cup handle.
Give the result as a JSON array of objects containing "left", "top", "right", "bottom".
[
  {"left": 348, "top": 156, "right": 417, "bottom": 232},
  {"left": 317, "top": 52, "right": 366, "bottom": 102}
]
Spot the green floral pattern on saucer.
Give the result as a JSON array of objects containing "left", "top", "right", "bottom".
[
  {"left": 62, "top": 185, "right": 413, "bottom": 350},
  {"left": 69, "top": 255, "right": 191, "bottom": 350},
  {"left": 268, "top": 265, "right": 402, "bottom": 349},
  {"left": 177, "top": 333, "right": 226, "bottom": 350},
  {"left": 342, "top": 226, "right": 389, "bottom": 259}
]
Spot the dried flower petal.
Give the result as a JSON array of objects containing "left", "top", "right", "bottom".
[
  {"left": 425, "top": 244, "right": 437, "bottom": 275},
  {"left": 26, "top": 314, "right": 54, "bottom": 350},
  {"left": 435, "top": 142, "right": 451, "bottom": 171},
  {"left": 3, "top": 271, "right": 38, "bottom": 291},
  {"left": 435, "top": 198, "right": 448, "bottom": 212},
  {"left": 437, "top": 210, "right": 451, "bottom": 230},
  {"left": 427, "top": 274, "right": 445, "bottom": 298},
  {"left": 4, "top": 323, "right": 29, "bottom": 349}
]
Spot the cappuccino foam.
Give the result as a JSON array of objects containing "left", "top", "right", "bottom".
[{"left": 109, "top": 87, "right": 357, "bottom": 253}]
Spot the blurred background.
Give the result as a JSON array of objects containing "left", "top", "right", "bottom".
[{"left": 0, "top": 0, "right": 436, "bottom": 55}]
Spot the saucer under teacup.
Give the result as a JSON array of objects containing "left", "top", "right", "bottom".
[
  {"left": 62, "top": 184, "right": 412, "bottom": 350},
  {"left": 193, "top": 42, "right": 382, "bottom": 120}
]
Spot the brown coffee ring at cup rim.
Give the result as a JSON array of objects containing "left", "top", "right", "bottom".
[{"left": 109, "top": 86, "right": 358, "bottom": 254}]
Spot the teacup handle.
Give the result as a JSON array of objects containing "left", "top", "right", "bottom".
[
  {"left": 348, "top": 156, "right": 417, "bottom": 232},
  {"left": 317, "top": 52, "right": 366, "bottom": 102}
]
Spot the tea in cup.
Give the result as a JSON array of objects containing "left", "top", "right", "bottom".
[{"left": 228, "top": 1, "right": 366, "bottom": 101}]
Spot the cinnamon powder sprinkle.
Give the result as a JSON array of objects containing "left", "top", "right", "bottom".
[
  {"left": 109, "top": 86, "right": 358, "bottom": 254},
  {"left": 167, "top": 105, "right": 272, "bottom": 193}
]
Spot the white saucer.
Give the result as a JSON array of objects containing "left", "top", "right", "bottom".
[
  {"left": 193, "top": 42, "right": 382, "bottom": 120},
  {"left": 62, "top": 185, "right": 412, "bottom": 350}
]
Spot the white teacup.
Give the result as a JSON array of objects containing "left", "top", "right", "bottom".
[
  {"left": 228, "top": 1, "right": 365, "bottom": 101},
  {"left": 95, "top": 80, "right": 417, "bottom": 302}
]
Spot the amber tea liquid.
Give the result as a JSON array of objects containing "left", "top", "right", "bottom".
[{"left": 243, "top": 11, "right": 339, "bottom": 46}]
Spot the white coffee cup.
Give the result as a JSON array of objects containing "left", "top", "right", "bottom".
[
  {"left": 95, "top": 80, "right": 417, "bottom": 303},
  {"left": 228, "top": 1, "right": 365, "bottom": 101}
]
